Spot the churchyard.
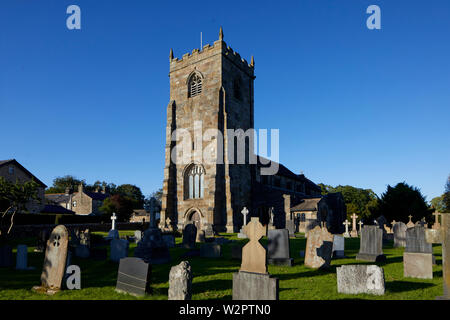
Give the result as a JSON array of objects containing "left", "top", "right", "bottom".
[{"left": 0, "top": 229, "right": 445, "bottom": 300}]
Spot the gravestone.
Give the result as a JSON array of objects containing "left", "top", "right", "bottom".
[
  {"left": 358, "top": 220, "right": 364, "bottom": 236},
  {"left": 182, "top": 223, "right": 197, "bottom": 249},
  {"left": 356, "top": 225, "right": 385, "bottom": 262},
  {"left": 332, "top": 235, "right": 345, "bottom": 258},
  {"left": 162, "top": 234, "right": 175, "bottom": 248},
  {"left": 268, "top": 207, "right": 276, "bottom": 230},
  {"left": 233, "top": 217, "right": 278, "bottom": 300},
  {"left": 393, "top": 222, "right": 407, "bottom": 248},
  {"left": 343, "top": 220, "right": 351, "bottom": 238},
  {"left": 32, "top": 225, "right": 69, "bottom": 294},
  {"left": 267, "top": 229, "right": 293, "bottom": 266},
  {"left": 105, "top": 212, "right": 119, "bottom": 240},
  {"left": 110, "top": 239, "right": 129, "bottom": 262},
  {"left": 432, "top": 212, "right": 441, "bottom": 230},
  {"left": 350, "top": 213, "right": 358, "bottom": 238},
  {"left": 200, "top": 243, "right": 221, "bottom": 258},
  {"left": 336, "top": 265, "right": 385, "bottom": 295},
  {"left": 196, "top": 230, "right": 206, "bottom": 243},
  {"left": 406, "top": 215, "right": 415, "bottom": 228},
  {"left": 0, "top": 245, "right": 13, "bottom": 268},
  {"left": 436, "top": 213, "right": 450, "bottom": 299},
  {"left": 115, "top": 257, "right": 151, "bottom": 296},
  {"left": 238, "top": 207, "right": 249, "bottom": 239},
  {"left": 403, "top": 226, "right": 433, "bottom": 279},
  {"left": 134, "top": 230, "right": 143, "bottom": 244},
  {"left": 285, "top": 220, "right": 296, "bottom": 238},
  {"left": 168, "top": 261, "right": 193, "bottom": 300},
  {"left": 304, "top": 226, "right": 334, "bottom": 269},
  {"left": 134, "top": 228, "right": 170, "bottom": 264},
  {"left": 16, "top": 245, "right": 34, "bottom": 270}
]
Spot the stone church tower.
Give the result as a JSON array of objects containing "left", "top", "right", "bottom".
[{"left": 160, "top": 28, "right": 255, "bottom": 234}]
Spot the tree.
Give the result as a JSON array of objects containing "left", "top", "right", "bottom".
[
  {"left": 376, "top": 182, "right": 432, "bottom": 223},
  {"left": 0, "top": 177, "right": 40, "bottom": 240},
  {"left": 431, "top": 195, "right": 446, "bottom": 213},
  {"left": 318, "top": 184, "right": 379, "bottom": 220},
  {"left": 114, "top": 184, "right": 144, "bottom": 209},
  {"left": 443, "top": 175, "right": 450, "bottom": 212},
  {"left": 99, "top": 194, "right": 134, "bottom": 222},
  {"left": 45, "top": 175, "right": 83, "bottom": 194},
  {"left": 144, "top": 188, "right": 163, "bottom": 212}
]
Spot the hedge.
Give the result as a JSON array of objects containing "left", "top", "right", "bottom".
[{"left": 11, "top": 213, "right": 108, "bottom": 225}]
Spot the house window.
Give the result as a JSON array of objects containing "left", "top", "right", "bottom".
[
  {"left": 188, "top": 73, "right": 203, "bottom": 97},
  {"left": 184, "top": 164, "right": 205, "bottom": 199},
  {"left": 8, "top": 166, "right": 14, "bottom": 175},
  {"left": 73, "top": 200, "right": 77, "bottom": 207}
]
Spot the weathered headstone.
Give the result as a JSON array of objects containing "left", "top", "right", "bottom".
[
  {"left": 32, "top": 225, "right": 69, "bottom": 294},
  {"left": 200, "top": 243, "right": 221, "bottom": 258},
  {"left": 115, "top": 257, "right": 151, "bottom": 296},
  {"left": 304, "top": 226, "right": 334, "bottom": 269},
  {"left": 233, "top": 217, "right": 278, "bottom": 300},
  {"left": 110, "top": 239, "right": 129, "bottom": 262},
  {"left": 134, "top": 230, "right": 143, "bottom": 244},
  {"left": 403, "top": 226, "right": 433, "bottom": 279},
  {"left": 267, "top": 229, "right": 293, "bottom": 266},
  {"left": 337, "top": 265, "right": 385, "bottom": 295},
  {"left": 0, "top": 245, "right": 13, "bottom": 268},
  {"left": 134, "top": 228, "right": 170, "bottom": 264},
  {"left": 356, "top": 225, "right": 385, "bottom": 262},
  {"left": 332, "top": 235, "right": 345, "bottom": 258},
  {"left": 182, "top": 223, "right": 197, "bottom": 249},
  {"left": 168, "top": 261, "right": 193, "bottom": 300},
  {"left": 393, "top": 221, "right": 407, "bottom": 248}
]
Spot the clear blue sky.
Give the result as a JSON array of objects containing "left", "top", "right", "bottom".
[{"left": 1, "top": 0, "right": 449, "bottom": 201}]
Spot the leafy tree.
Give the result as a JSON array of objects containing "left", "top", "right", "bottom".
[
  {"left": 0, "top": 178, "right": 40, "bottom": 240},
  {"left": 99, "top": 194, "right": 134, "bottom": 222},
  {"left": 319, "top": 184, "right": 379, "bottom": 220},
  {"left": 431, "top": 195, "right": 446, "bottom": 212},
  {"left": 114, "top": 184, "right": 144, "bottom": 209},
  {"left": 376, "top": 182, "right": 432, "bottom": 223},
  {"left": 45, "top": 175, "right": 83, "bottom": 194},
  {"left": 144, "top": 188, "right": 163, "bottom": 211},
  {"left": 443, "top": 175, "right": 450, "bottom": 212}
]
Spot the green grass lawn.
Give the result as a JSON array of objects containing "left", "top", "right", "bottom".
[{"left": 0, "top": 231, "right": 443, "bottom": 300}]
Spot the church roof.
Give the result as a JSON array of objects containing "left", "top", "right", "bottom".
[{"left": 290, "top": 198, "right": 322, "bottom": 212}]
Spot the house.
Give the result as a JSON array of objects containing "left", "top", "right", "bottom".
[
  {"left": 0, "top": 159, "right": 47, "bottom": 214},
  {"left": 46, "top": 184, "right": 109, "bottom": 215}
]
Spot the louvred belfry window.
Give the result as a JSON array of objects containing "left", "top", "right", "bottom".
[{"left": 188, "top": 73, "right": 202, "bottom": 97}]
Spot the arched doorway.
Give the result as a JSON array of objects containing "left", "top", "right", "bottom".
[{"left": 187, "top": 210, "right": 202, "bottom": 230}]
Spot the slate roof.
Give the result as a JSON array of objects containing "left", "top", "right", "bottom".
[
  {"left": 0, "top": 159, "right": 47, "bottom": 188},
  {"left": 84, "top": 191, "right": 109, "bottom": 201},
  {"left": 133, "top": 209, "right": 149, "bottom": 216},
  {"left": 41, "top": 204, "right": 75, "bottom": 214},
  {"left": 290, "top": 198, "right": 322, "bottom": 212},
  {"left": 45, "top": 193, "right": 71, "bottom": 203}
]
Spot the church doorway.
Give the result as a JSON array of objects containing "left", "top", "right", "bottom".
[{"left": 187, "top": 210, "right": 201, "bottom": 230}]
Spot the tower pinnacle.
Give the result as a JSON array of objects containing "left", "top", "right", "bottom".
[{"left": 219, "top": 26, "right": 224, "bottom": 40}]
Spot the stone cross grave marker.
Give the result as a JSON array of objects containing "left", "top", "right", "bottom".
[
  {"left": 111, "top": 212, "right": 117, "bottom": 230},
  {"left": 240, "top": 217, "right": 267, "bottom": 274},
  {"left": 238, "top": 207, "right": 249, "bottom": 239},
  {"left": 343, "top": 220, "right": 351, "bottom": 238},
  {"left": 32, "top": 225, "right": 69, "bottom": 294},
  {"left": 148, "top": 197, "right": 159, "bottom": 229},
  {"left": 358, "top": 220, "right": 364, "bottom": 235},
  {"left": 350, "top": 213, "right": 358, "bottom": 237},
  {"left": 433, "top": 212, "right": 441, "bottom": 230},
  {"left": 407, "top": 215, "right": 415, "bottom": 228}
]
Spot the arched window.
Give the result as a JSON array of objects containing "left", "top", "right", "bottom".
[
  {"left": 184, "top": 164, "right": 205, "bottom": 199},
  {"left": 188, "top": 73, "right": 203, "bottom": 97}
]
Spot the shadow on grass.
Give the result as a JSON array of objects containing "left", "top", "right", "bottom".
[{"left": 386, "top": 281, "right": 435, "bottom": 293}]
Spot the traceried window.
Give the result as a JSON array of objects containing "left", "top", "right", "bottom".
[
  {"left": 188, "top": 73, "right": 203, "bottom": 97},
  {"left": 184, "top": 164, "right": 205, "bottom": 199}
]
